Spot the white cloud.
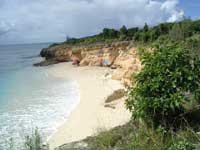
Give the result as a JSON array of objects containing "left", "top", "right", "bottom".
[
  {"left": 0, "top": 0, "right": 184, "bottom": 44},
  {"left": 167, "top": 10, "right": 184, "bottom": 22},
  {"left": 0, "top": 21, "right": 15, "bottom": 35},
  {"left": 161, "top": 0, "right": 184, "bottom": 22},
  {"left": 161, "top": 0, "right": 179, "bottom": 12}
]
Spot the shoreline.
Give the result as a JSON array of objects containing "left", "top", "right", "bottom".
[
  {"left": 46, "top": 62, "right": 131, "bottom": 149},
  {"left": 45, "top": 79, "right": 80, "bottom": 144}
]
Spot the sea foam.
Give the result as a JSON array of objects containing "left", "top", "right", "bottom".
[{"left": 0, "top": 44, "right": 80, "bottom": 149}]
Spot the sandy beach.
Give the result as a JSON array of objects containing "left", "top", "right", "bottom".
[{"left": 47, "top": 63, "right": 131, "bottom": 149}]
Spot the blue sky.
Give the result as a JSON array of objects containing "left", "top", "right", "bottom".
[
  {"left": 0, "top": 0, "right": 199, "bottom": 45},
  {"left": 179, "top": 0, "right": 200, "bottom": 19}
]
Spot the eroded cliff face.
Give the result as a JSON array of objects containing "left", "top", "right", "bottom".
[
  {"left": 34, "top": 41, "right": 142, "bottom": 86},
  {"left": 111, "top": 47, "right": 141, "bottom": 86},
  {"left": 35, "top": 45, "right": 72, "bottom": 66}
]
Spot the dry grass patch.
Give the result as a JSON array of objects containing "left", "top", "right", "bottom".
[{"left": 105, "top": 89, "right": 125, "bottom": 103}]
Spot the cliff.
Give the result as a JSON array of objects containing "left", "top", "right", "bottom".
[{"left": 34, "top": 41, "right": 142, "bottom": 86}]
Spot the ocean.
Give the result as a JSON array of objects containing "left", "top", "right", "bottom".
[{"left": 0, "top": 43, "right": 79, "bottom": 149}]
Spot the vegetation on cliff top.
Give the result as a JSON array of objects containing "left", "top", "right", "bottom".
[{"left": 56, "top": 19, "right": 200, "bottom": 46}]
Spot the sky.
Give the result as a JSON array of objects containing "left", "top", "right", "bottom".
[{"left": 0, "top": 0, "right": 199, "bottom": 45}]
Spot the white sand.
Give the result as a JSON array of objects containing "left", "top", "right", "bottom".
[{"left": 47, "top": 62, "right": 131, "bottom": 149}]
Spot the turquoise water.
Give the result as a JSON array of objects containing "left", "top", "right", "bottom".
[{"left": 0, "top": 44, "right": 79, "bottom": 149}]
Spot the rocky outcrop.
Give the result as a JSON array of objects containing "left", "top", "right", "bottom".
[
  {"left": 112, "top": 47, "right": 142, "bottom": 86},
  {"left": 35, "top": 41, "right": 142, "bottom": 86},
  {"left": 34, "top": 45, "right": 72, "bottom": 66},
  {"left": 105, "top": 89, "right": 125, "bottom": 103},
  {"left": 79, "top": 42, "right": 129, "bottom": 67}
]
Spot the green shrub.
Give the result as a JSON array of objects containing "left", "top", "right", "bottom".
[
  {"left": 168, "top": 140, "right": 194, "bottom": 150},
  {"left": 49, "top": 43, "right": 59, "bottom": 48},
  {"left": 186, "top": 34, "right": 200, "bottom": 53},
  {"left": 126, "top": 41, "right": 200, "bottom": 128}
]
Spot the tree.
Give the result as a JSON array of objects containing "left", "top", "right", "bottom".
[
  {"left": 120, "top": 25, "right": 128, "bottom": 40},
  {"left": 140, "top": 23, "right": 150, "bottom": 42},
  {"left": 149, "top": 29, "right": 159, "bottom": 42},
  {"left": 102, "top": 28, "right": 110, "bottom": 38},
  {"left": 67, "top": 38, "right": 78, "bottom": 44},
  {"left": 126, "top": 41, "right": 200, "bottom": 128},
  {"left": 158, "top": 23, "right": 170, "bottom": 34},
  {"left": 143, "top": 23, "right": 149, "bottom": 32},
  {"left": 102, "top": 28, "right": 119, "bottom": 39},
  {"left": 170, "top": 23, "right": 184, "bottom": 41},
  {"left": 127, "top": 27, "right": 139, "bottom": 36},
  {"left": 141, "top": 32, "right": 150, "bottom": 43},
  {"left": 133, "top": 32, "right": 140, "bottom": 41},
  {"left": 120, "top": 25, "right": 128, "bottom": 35},
  {"left": 108, "top": 29, "right": 119, "bottom": 38}
]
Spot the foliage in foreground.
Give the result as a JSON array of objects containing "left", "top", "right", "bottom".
[
  {"left": 126, "top": 41, "right": 200, "bottom": 128},
  {"left": 57, "top": 121, "right": 200, "bottom": 150},
  {"left": 23, "top": 129, "right": 44, "bottom": 150},
  {"left": 7, "top": 129, "right": 46, "bottom": 150}
]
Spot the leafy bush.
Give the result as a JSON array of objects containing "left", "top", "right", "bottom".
[
  {"left": 186, "top": 34, "right": 200, "bottom": 52},
  {"left": 126, "top": 41, "right": 200, "bottom": 128},
  {"left": 49, "top": 43, "right": 60, "bottom": 48},
  {"left": 168, "top": 140, "right": 194, "bottom": 150},
  {"left": 170, "top": 23, "right": 184, "bottom": 41}
]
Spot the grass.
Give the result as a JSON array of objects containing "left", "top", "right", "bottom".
[{"left": 57, "top": 120, "right": 200, "bottom": 150}]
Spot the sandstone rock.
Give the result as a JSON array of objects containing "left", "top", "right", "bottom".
[
  {"left": 112, "top": 69, "right": 126, "bottom": 80},
  {"left": 72, "top": 59, "right": 80, "bottom": 66},
  {"left": 88, "top": 57, "right": 103, "bottom": 66},
  {"left": 35, "top": 41, "right": 142, "bottom": 87},
  {"left": 79, "top": 59, "right": 90, "bottom": 66},
  {"left": 111, "top": 65, "right": 117, "bottom": 69},
  {"left": 34, "top": 59, "right": 59, "bottom": 66}
]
